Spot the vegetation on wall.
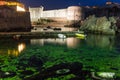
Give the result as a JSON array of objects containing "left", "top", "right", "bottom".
[{"left": 33, "top": 19, "right": 55, "bottom": 25}]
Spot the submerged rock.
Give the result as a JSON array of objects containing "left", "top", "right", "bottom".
[
  {"left": 85, "top": 58, "right": 93, "bottom": 61},
  {"left": 18, "top": 55, "right": 43, "bottom": 69},
  {"left": 29, "top": 56, "right": 43, "bottom": 67},
  {"left": 91, "top": 72, "right": 115, "bottom": 79},
  {"left": 0, "top": 71, "right": 16, "bottom": 78},
  {"left": 97, "top": 72, "right": 115, "bottom": 78},
  {"left": 56, "top": 69, "right": 70, "bottom": 75},
  {"left": 110, "top": 67, "right": 119, "bottom": 71},
  {"left": 24, "top": 62, "right": 84, "bottom": 80},
  {"left": 20, "top": 70, "right": 34, "bottom": 75}
]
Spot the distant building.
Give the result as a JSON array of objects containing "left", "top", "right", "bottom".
[
  {"left": 83, "top": 1, "right": 120, "bottom": 30},
  {"left": 83, "top": 1, "right": 120, "bottom": 18}
]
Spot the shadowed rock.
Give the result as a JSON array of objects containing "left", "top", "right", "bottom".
[
  {"left": 23, "top": 62, "right": 85, "bottom": 80},
  {"left": 0, "top": 71, "right": 16, "bottom": 78}
]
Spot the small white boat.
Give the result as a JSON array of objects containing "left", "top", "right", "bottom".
[{"left": 58, "top": 34, "right": 66, "bottom": 39}]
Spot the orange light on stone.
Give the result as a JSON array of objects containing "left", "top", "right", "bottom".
[
  {"left": 17, "top": 5, "right": 25, "bottom": 11},
  {"left": 0, "top": 1, "right": 26, "bottom": 11},
  {"left": 0, "top": 1, "right": 6, "bottom": 5}
]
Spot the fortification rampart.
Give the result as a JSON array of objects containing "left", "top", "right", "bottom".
[
  {"left": 29, "top": 6, "right": 82, "bottom": 22},
  {"left": 0, "top": 0, "right": 31, "bottom": 32},
  {"left": 0, "top": 11, "right": 31, "bottom": 32}
]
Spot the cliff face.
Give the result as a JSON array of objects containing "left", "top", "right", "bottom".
[
  {"left": 80, "top": 15, "right": 117, "bottom": 34},
  {"left": 0, "top": 6, "right": 31, "bottom": 32}
]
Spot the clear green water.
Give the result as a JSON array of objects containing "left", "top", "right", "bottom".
[{"left": 0, "top": 34, "right": 120, "bottom": 80}]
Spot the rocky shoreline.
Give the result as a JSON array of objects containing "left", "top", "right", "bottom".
[{"left": 0, "top": 31, "right": 77, "bottom": 39}]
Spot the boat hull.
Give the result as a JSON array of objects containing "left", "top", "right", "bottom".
[{"left": 75, "top": 33, "right": 86, "bottom": 37}]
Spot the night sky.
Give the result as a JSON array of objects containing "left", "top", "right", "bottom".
[{"left": 19, "top": 0, "right": 120, "bottom": 10}]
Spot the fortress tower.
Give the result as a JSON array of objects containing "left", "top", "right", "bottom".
[
  {"left": 0, "top": 0, "right": 31, "bottom": 32},
  {"left": 0, "top": 0, "right": 25, "bottom": 11}
]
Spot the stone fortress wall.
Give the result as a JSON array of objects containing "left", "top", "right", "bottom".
[
  {"left": 29, "top": 6, "right": 82, "bottom": 22},
  {"left": 0, "top": 11, "right": 31, "bottom": 32},
  {"left": 0, "top": 0, "right": 31, "bottom": 32}
]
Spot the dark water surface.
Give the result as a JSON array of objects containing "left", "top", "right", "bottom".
[{"left": 0, "top": 34, "right": 120, "bottom": 80}]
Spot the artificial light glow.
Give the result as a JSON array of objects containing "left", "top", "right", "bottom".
[
  {"left": 7, "top": 43, "right": 25, "bottom": 56},
  {"left": 0, "top": 1, "right": 6, "bottom": 5},
  {"left": 67, "top": 38, "right": 79, "bottom": 48},
  {"left": 106, "top": 2, "right": 112, "bottom": 5},
  {"left": 17, "top": 6, "right": 25, "bottom": 11},
  {"left": 18, "top": 43, "right": 26, "bottom": 53},
  {"left": 8, "top": 50, "right": 19, "bottom": 56}
]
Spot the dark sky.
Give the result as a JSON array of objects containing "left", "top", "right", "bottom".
[{"left": 19, "top": 0, "right": 120, "bottom": 10}]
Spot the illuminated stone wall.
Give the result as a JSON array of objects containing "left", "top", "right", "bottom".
[
  {"left": 0, "top": 0, "right": 25, "bottom": 11},
  {"left": 29, "top": 6, "right": 82, "bottom": 22},
  {"left": 0, "top": 6, "right": 31, "bottom": 32},
  {"left": 41, "top": 9, "right": 67, "bottom": 18},
  {"left": 29, "top": 6, "right": 43, "bottom": 21},
  {"left": 67, "top": 6, "right": 82, "bottom": 21}
]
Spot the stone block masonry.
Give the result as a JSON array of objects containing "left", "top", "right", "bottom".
[
  {"left": 0, "top": 11, "right": 31, "bottom": 32},
  {"left": 29, "top": 6, "right": 82, "bottom": 22}
]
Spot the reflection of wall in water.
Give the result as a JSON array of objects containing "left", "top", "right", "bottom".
[
  {"left": 0, "top": 39, "right": 28, "bottom": 56},
  {"left": 86, "top": 35, "right": 114, "bottom": 48},
  {"left": 31, "top": 38, "right": 80, "bottom": 48},
  {"left": 30, "top": 39, "right": 44, "bottom": 46},
  {"left": 31, "top": 39, "right": 66, "bottom": 46},
  {"left": 44, "top": 39, "right": 66, "bottom": 45},
  {"left": 8, "top": 43, "right": 26, "bottom": 56},
  {"left": 66, "top": 38, "right": 80, "bottom": 48}
]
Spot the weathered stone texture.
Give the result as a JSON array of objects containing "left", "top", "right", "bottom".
[
  {"left": 29, "top": 6, "right": 82, "bottom": 22},
  {"left": 0, "top": 12, "right": 31, "bottom": 32},
  {"left": 80, "top": 15, "right": 117, "bottom": 34}
]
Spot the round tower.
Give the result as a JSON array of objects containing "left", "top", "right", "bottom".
[{"left": 67, "top": 6, "right": 82, "bottom": 21}]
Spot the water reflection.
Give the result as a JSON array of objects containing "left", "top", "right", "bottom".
[
  {"left": 0, "top": 34, "right": 116, "bottom": 57},
  {"left": 0, "top": 39, "right": 27, "bottom": 56},
  {"left": 0, "top": 34, "right": 119, "bottom": 80},
  {"left": 86, "top": 34, "right": 114, "bottom": 49},
  {"left": 31, "top": 38, "right": 80, "bottom": 48},
  {"left": 8, "top": 50, "right": 19, "bottom": 56},
  {"left": 30, "top": 34, "right": 115, "bottom": 49},
  {"left": 7, "top": 43, "right": 26, "bottom": 56},
  {"left": 18, "top": 43, "right": 26, "bottom": 53},
  {"left": 66, "top": 38, "right": 81, "bottom": 48}
]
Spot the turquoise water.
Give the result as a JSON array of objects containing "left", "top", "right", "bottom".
[{"left": 0, "top": 34, "right": 120, "bottom": 80}]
